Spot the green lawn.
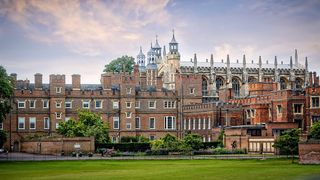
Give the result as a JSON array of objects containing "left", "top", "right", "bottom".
[{"left": 0, "top": 159, "right": 319, "bottom": 180}]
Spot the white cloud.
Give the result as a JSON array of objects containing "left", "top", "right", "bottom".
[{"left": 0, "top": 0, "right": 171, "bottom": 56}]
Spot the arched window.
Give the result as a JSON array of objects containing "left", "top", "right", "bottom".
[
  {"left": 295, "top": 78, "right": 302, "bottom": 89},
  {"left": 232, "top": 78, "right": 240, "bottom": 97},
  {"left": 202, "top": 77, "right": 208, "bottom": 96},
  {"left": 216, "top": 77, "right": 223, "bottom": 90},
  {"left": 280, "top": 78, "right": 287, "bottom": 90}
]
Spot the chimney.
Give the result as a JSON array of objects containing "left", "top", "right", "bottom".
[
  {"left": 101, "top": 73, "right": 111, "bottom": 90},
  {"left": 34, "top": 73, "right": 43, "bottom": 90},
  {"left": 72, "top": 74, "right": 81, "bottom": 90}
]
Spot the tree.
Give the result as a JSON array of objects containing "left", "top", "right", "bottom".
[
  {"left": 103, "top": 55, "right": 135, "bottom": 73},
  {"left": 57, "top": 110, "right": 109, "bottom": 144},
  {"left": 310, "top": 120, "right": 320, "bottom": 139},
  {"left": 0, "top": 66, "right": 13, "bottom": 148},
  {"left": 273, "top": 128, "right": 300, "bottom": 163},
  {"left": 183, "top": 133, "right": 203, "bottom": 150},
  {"left": 0, "top": 65, "right": 13, "bottom": 123}
]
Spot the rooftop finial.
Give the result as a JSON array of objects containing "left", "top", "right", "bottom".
[
  {"left": 295, "top": 49, "right": 298, "bottom": 65},
  {"left": 290, "top": 56, "right": 293, "bottom": 69},
  {"left": 259, "top": 56, "right": 262, "bottom": 68},
  {"left": 305, "top": 57, "right": 308, "bottom": 71},
  {"left": 243, "top": 54, "right": 246, "bottom": 68}
]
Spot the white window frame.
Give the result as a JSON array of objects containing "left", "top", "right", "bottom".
[
  {"left": 164, "top": 101, "right": 176, "bottom": 109},
  {"left": 293, "top": 103, "right": 303, "bottom": 114},
  {"left": 190, "top": 88, "right": 195, "bottom": 94},
  {"left": 126, "top": 112, "right": 132, "bottom": 118},
  {"left": 126, "top": 102, "right": 132, "bottom": 108},
  {"left": 56, "top": 122, "right": 59, "bottom": 129},
  {"left": 95, "top": 100, "right": 103, "bottom": 109},
  {"left": 44, "top": 117, "right": 50, "bottom": 130},
  {"left": 148, "top": 101, "right": 156, "bottom": 109},
  {"left": 43, "top": 99, "right": 49, "bottom": 108},
  {"left": 164, "top": 116, "right": 176, "bottom": 130},
  {"left": 149, "top": 117, "right": 156, "bottom": 129},
  {"left": 135, "top": 101, "right": 140, "bottom": 109},
  {"left": 55, "top": 112, "right": 62, "bottom": 119},
  {"left": 65, "top": 101, "right": 72, "bottom": 109},
  {"left": 135, "top": 117, "right": 140, "bottom": 129},
  {"left": 311, "top": 96, "right": 320, "bottom": 108},
  {"left": 55, "top": 87, "right": 62, "bottom": 94},
  {"left": 29, "top": 117, "right": 36, "bottom": 130},
  {"left": 113, "top": 101, "right": 119, "bottom": 109},
  {"left": 277, "top": 105, "right": 282, "bottom": 116},
  {"left": 126, "top": 88, "right": 132, "bottom": 95},
  {"left": 113, "top": 117, "right": 119, "bottom": 129},
  {"left": 29, "top": 100, "right": 36, "bottom": 108},
  {"left": 126, "top": 123, "right": 131, "bottom": 130},
  {"left": 82, "top": 100, "right": 90, "bottom": 109},
  {"left": 18, "top": 100, "right": 26, "bottom": 109},
  {"left": 18, "top": 117, "right": 25, "bottom": 130},
  {"left": 65, "top": 117, "right": 71, "bottom": 122},
  {"left": 55, "top": 101, "right": 62, "bottom": 108}
]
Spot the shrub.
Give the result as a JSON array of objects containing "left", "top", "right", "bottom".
[
  {"left": 202, "top": 141, "right": 221, "bottom": 149},
  {"left": 310, "top": 120, "right": 320, "bottom": 139},
  {"left": 212, "top": 147, "right": 229, "bottom": 155},
  {"left": 145, "top": 149, "right": 169, "bottom": 155},
  {"left": 96, "top": 142, "right": 151, "bottom": 152},
  {"left": 183, "top": 133, "right": 202, "bottom": 150}
]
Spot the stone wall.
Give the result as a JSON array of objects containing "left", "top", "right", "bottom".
[
  {"left": 20, "top": 137, "right": 94, "bottom": 155},
  {"left": 299, "top": 140, "right": 320, "bottom": 164}
]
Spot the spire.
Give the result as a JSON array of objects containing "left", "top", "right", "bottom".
[
  {"left": 169, "top": 29, "right": 178, "bottom": 53},
  {"left": 163, "top": 45, "right": 166, "bottom": 57},
  {"left": 170, "top": 29, "right": 177, "bottom": 44},
  {"left": 194, "top": 53, "right": 198, "bottom": 73},
  {"left": 243, "top": 54, "right": 246, "bottom": 69},
  {"left": 305, "top": 57, "right": 308, "bottom": 71},
  {"left": 259, "top": 56, "right": 262, "bottom": 69},
  {"left": 295, "top": 49, "right": 298, "bottom": 65},
  {"left": 290, "top": 56, "right": 293, "bottom": 69},
  {"left": 227, "top": 54, "right": 230, "bottom": 69},
  {"left": 274, "top": 56, "right": 278, "bottom": 69},
  {"left": 154, "top": 35, "right": 161, "bottom": 49},
  {"left": 210, "top": 54, "right": 214, "bottom": 68}
]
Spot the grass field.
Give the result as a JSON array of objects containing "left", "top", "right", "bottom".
[{"left": 0, "top": 159, "right": 319, "bottom": 180}]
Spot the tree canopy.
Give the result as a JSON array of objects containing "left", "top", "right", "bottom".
[
  {"left": 103, "top": 55, "right": 135, "bottom": 73},
  {"left": 273, "top": 128, "right": 300, "bottom": 163},
  {"left": 0, "top": 65, "right": 14, "bottom": 123},
  {"left": 57, "top": 110, "right": 109, "bottom": 144},
  {"left": 310, "top": 120, "right": 320, "bottom": 139}
]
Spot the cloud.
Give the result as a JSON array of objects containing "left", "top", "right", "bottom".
[{"left": 0, "top": 0, "right": 171, "bottom": 56}]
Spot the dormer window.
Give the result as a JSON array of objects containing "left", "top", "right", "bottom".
[{"left": 55, "top": 87, "right": 62, "bottom": 94}]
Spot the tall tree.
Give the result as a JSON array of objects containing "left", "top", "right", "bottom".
[
  {"left": 273, "top": 128, "right": 300, "bottom": 163},
  {"left": 57, "top": 110, "right": 110, "bottom": 144},
  {"left": 0, "top": 65, "right": 13, "bottom": 123},
  {"left": 103, "top": 55, "right": 135, "bottom": 73}
]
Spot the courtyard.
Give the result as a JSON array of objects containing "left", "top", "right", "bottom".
[{"left": 0, "top": 159, "right": 319, "bottom": 180}]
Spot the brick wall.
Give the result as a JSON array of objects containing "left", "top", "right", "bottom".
[
  {"left": 299, "top": 141, "right": 320, "bottom": 164},
  {"left": 20, "top": 137, "right": 95, "bottom": 155}
]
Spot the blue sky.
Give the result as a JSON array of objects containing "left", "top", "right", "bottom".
[{"left": 0, "top": 0, "right": 319, "bottom": 83}]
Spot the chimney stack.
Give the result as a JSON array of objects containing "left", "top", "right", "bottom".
[
  {"left": 72, "top": 74, "right": 81, "bottom": 90},
  {"left": 101, "top": 73, "right": 111, "bottom": 90},
  {"left": 34, "top": 73, "right": 43, "bottom": 90}
]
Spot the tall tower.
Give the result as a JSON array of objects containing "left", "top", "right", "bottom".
[
  {"left": 153, "top": 35, "right": 162, "bottom": 63},
  {"left": 136, "top": 46, "right": 146, "bottom": 72},
  {"left": 146, "top": 43, "right": 158, "bottom": 86}
]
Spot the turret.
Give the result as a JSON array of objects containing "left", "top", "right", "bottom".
[
  {"left": 169, "top": 30, "right": 178, "bottom": 54},
  {"left": 153, "top": 35, "right": 162, "bottom": 60},
  {"left": 305, "top": 57, "right": 309, "bottom": 87},
  {"left": 210, "top": 54, "right": 215, "bottom": 74},
  {"left": 137, "top": 46, "right": 146, "bottom": 72}
]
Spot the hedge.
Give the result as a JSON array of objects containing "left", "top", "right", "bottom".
[
  {"left": 96, "top": 143, "right": 151, "bottom": 152},
  {"left": 202, "top": 141, "right": 222, "bottom": 149}
]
